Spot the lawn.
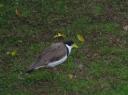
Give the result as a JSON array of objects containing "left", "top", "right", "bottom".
[{"left": 0, "top": 0, "right": 128, "bottom": 95}]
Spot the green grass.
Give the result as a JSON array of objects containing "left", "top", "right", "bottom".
[{"left": 0, "top": 0, "right": 128, "bottom": 95}]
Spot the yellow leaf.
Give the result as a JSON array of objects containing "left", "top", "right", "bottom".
[
  {"left": 11, "top": 50, "right": 17, "bottom": 57},
  {"left": 54, "top": 32, "right": 65, "bottom": 38},
  {"left": 68, "top": 74, "right": 73, "bottom": 79},
  {"left": 77, "top": 34, "right": 85, "bottom": 42},
  {"left": 72, "top": 43, "right": 79, "bottom": 48}
]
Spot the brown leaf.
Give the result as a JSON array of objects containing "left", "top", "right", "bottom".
[{"left": 16, "top": 8, "right": 21, "bottom": 17}]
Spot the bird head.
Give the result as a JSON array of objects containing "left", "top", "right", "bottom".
[{"left": 64, "top": 40, "right": 78, "bottom": 49}]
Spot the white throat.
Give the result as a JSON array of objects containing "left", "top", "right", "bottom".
[{"left": 66, "top": 44, "right": 72, "bottom": 55}]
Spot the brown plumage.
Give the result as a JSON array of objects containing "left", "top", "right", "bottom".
[{"left": 26, "top": 42, "right": 67, "bottom": 73}]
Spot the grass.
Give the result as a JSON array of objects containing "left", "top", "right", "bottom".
[{"left": 0, "top": 0, "right": 128, "bottom": 95}]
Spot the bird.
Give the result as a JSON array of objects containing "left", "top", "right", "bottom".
[{"left": 26, "top": 40, "right": 75, "bottom": 73}]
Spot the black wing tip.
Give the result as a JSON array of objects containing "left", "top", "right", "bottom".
[{"left": 26, "top": 69, "right": 34, "bottom": 73}]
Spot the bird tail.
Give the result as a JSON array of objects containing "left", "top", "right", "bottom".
[
  {"left": 26, "top": 68, "right": 34, "bottom": 73},
  {"left": 26, "top": 61, "right": 43, "bottom": 73},
  {"left": 26, "top": 64, "right": 35, "bottom": 73}
]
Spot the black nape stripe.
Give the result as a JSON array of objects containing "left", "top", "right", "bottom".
[{"left": 65, "top": 45, "right": 69, "bottom": 56}]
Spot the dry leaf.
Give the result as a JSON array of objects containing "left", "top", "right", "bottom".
[
  {"left": 6, "top": 50, "right": 17, "bottom": 57},
  {"left": 68, "top": 74, "right": 73, "bottom": 79},
  {"left": 18, "top": 40, "right": 23, "bottom": 43},
  {"left": 77, "top": 34, "right": 85, "bottom": 42},
  {"left": 54, "top": 32, "right": 65, "bottom": 38},
  {"left": 123, "top": 25, "right": 128, "bottom": 31},
  {"left": 11, "top": 50, "right": 17, "bottom": 57},
  {"left": 6, "top": 51, "right": 10, "bottom": 55},
  {"left": 16, "top": 8, "right": 21, "bottom": 16}
]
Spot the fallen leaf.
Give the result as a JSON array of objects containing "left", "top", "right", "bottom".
[
  {"left": 6, "top": 51, "right": 10, "bottom": 55},
  {"left": 72, "top": 43, "right": 79, "bottom": 48},
  {"left": 77, "top": 34, "right": 85, "bottom": 42},
  {"left": 16, "top": 8, "right": 21, "bottom": 16},
  {"left": 54, "top": 32, "right": 65, "bottom": 38},
  {"left": 18, "top": 40, "right": 23, "bottom": 43},
  {"left": 68, "top": 74, "right": 73, "bottom": 79},
  {"left": 123, "top": 25, "right": 128, "bottom": 31},
  {"left": 11, "top": 50, "right": 17, "bottom": 57}
]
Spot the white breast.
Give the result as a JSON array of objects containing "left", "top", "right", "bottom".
[
  {"left": 47, "top": 55, "right": 67, "bottom": 67},
  {"left": 65, "top": 44, "right": 72, "bottom": 55}
]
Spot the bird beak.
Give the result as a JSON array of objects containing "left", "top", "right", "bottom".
[{"left": 72, "top": 43, "right": 78, "bottom": 48}]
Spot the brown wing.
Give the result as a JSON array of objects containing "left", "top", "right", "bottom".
[{"left": 30, "top": 42, "right": 67, "bottom": 69}]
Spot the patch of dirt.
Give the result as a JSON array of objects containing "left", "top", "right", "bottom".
[{"left": 107, "top": 33, "right": 126, "bottom": 48}]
